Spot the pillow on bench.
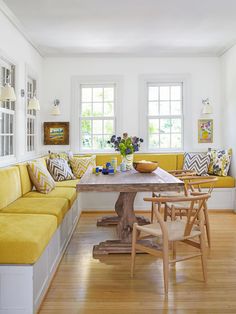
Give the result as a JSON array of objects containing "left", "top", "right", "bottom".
[
  {"left": 183, "top": 152, "right": 210, "bottom": 176},
  {"left": 208, "top": 148, "right": 232, "bottom": 177},
  {"left": 47, "top": 158, "right": 75, "bottom": 181}
]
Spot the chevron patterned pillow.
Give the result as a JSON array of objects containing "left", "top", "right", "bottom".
[
  {"left": 183, "top": 152, "right": 210, "bottom": 175},
  {"left": 70, "top": 155, "right": 96, "bottom": 178},
  {"left": 47, "top": 158, "right": 76, "bottom": 181},
  {"left": 27, "top": 161, "right": 55, "bottom": 194}
]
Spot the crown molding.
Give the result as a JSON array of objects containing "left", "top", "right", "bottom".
[{"left": 0, "top": 0, "right": 44, "bottom": 57}]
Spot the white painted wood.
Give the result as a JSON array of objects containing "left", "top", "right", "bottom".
[{"left": 0, "top": 197, "right": 81, "bottom": 314}]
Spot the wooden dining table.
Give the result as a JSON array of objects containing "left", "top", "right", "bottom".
[{"left": 77, "top": 167, "right": 184, "bottom": 256}]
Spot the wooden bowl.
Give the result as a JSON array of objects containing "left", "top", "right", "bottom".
[{"left": 133, "top": 161, "right": 158, "bottom": 173}]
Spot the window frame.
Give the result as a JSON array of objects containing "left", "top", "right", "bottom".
[{"left": 26, "top": 76, "right": 37, "bottom": 153}]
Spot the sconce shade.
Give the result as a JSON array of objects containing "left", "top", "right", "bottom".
[
  {"left": 202, "top": 98, "right": 213, "bottom": 114},
  {"left": 51, "top": 105, "right": 61, "bottom": 115},
  {"left": 28, "top": 96, "right": 40, "bottom": 110},
  {"left": 1, "top": 83, "right": 16, "bottom": 101}
]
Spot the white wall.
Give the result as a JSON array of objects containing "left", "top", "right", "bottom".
[
  {"left": 0, "top": 9, "right": 43, "bottom": 166},
  {"left": 221, "top": 45, "right": 236, "bottom": 177},
  {"left": 41, "top": 56, "right": 222, "bottom": 153}
]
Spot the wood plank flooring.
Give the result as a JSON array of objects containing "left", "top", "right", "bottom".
[{"left": 39, "top": 211, "right": 236, "bottom": 314}]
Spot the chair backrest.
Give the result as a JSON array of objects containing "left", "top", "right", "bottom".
[{"left": 182, "top": 176, "right": 218, "bottom": 195}]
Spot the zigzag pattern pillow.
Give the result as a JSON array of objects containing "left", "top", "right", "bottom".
[
  {"left": 183, "top": 152, "right": 210, "bottom": 175},
  {"left": 27, "top": 161, "right": 55, "bottom": 194},
  {"left": 47, "top": 158, "right": 76, "bottom": 181},
  {"left": 70, "top": 155, "right": 96, "bottom": 178}
]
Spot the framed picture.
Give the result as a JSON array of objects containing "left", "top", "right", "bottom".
[
  {"left": 44, "top": 122, "right": 69, "bottom": 145},
  {"left": 198, "top": 119, "right": 213, "bottom": 143}
]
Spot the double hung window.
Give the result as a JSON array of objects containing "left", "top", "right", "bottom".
[{"left": 26, "top": 77, "right": 37, "bottom": 152}]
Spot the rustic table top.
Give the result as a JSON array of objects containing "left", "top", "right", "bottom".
[{"left": 76, "top": 167, "right": 184, "bottom": 193}]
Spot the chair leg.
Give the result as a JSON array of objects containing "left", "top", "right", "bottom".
[
  {"left": 131, "top": 223, "right": 138, "bottom": 278},
  {"left": 204, "top": 204, "right": 211, "bottom": 248},
  {"left": 164, "top": 204, "right": 168, "bottom": 221},
  {"left": 163, "top": 243, "right": 169, "bottom": 294},
  {"left": 172, "top": 241, "right": 176, "bottom": 263},
  {"left": 199, "top": 233, "right": 208, "bottom": 282}
]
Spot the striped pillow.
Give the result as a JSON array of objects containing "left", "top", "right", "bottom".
[
  {"left": 183, "top": 152, "right": 210, "bottom": 176},
  {"left": 27, "top": 161, "right": 55, "bottom": 194},
  {"left": 47, "top": 158, "right": 75, "bottom": 181},
  {"left": 70, "top": 155, "right": 96, "bottom": 178}
]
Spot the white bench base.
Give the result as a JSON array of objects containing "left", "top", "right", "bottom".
[{"left": 0, "top": 198, "right": 81, "bottom": 314}]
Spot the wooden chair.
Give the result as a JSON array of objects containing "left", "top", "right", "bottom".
[
  {"left": 131, "top": 194, "right": 211, "bottom": 295},
  {"left": 164, "top": 176, "right": 218, "bottom": 248}
]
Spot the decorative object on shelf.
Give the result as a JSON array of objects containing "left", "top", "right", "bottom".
[
  {"left": 198, "top": 119, "right": 213, "bottom": 143},
  {"left": 108, "top": 133, "right": 143, "bottom": 170},
  {"left": 51, "top": 99, "right": 61, "bottom": 115},
  {"left": 28, "top": 91, "right": 40, "bottom": 110},
  {"left": 0, "top": 75, "right": 16, "bottom": 101},
  {"left": 44, "top": 122, "right": 69, "bottom": 145},
  {"left": 133, "top": 160, "right": 158, "bottom": 173},
  {"left": 201, "top": 98, "right": 213, "bottom": 114}
]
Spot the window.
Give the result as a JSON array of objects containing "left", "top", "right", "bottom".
[
  {"left": 147, "top": 83, "right": 183, "bottom": 150},
  {"left": 0, "top": 59, "right": 15, "bottom": 158},
  {"left": 79, "top": 84, "right": 116, "bottom": 150},
  {"left": 26, "top": 77, "right": 37, "bottom": 152}
]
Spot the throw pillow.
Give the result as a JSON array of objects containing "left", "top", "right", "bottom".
[
  {"left": 70, "top": 155, "right": 96, "bottom": 178},
  {"left": 183, "top": 152, "right": 210, "bottom": 176},
  {"left": 27, "top": 161, "right": 55, "bottom": 194},
  {"left": 47, "top": 158, "right": 76, "bottom": 181},
  {"left": 48, "top": 151, "right": 69, "bottom": 162},
  {"left": 208, "top": 148, "right": 232, "bottom": 176}
]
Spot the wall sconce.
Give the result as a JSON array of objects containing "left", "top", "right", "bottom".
[
  {"left": 202, "top": 98, "right": 213, "bottom": 114},
  {"left": 51, "top": 99, "right": 61, "bottom": 115},
  {"left": 0, "top": 76, "right": 16, "bottom": 101},
  {"left": 28, "top": 91, "right": 40, "bottom": 111}
]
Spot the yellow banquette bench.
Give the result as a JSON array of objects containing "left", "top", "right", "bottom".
[{"left": 0, "top": 159, "right": 81, "bottom": 314}]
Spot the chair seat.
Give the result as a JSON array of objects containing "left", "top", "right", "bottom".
[
  {"left": 1, "top": 197, "right": 69, "bottom": 225},
  {"left": 136, "top": 220, "right": 201, "bottom": 241}
]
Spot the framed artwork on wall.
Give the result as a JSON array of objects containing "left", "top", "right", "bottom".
[
  {"left": 44, "top": 122, "right": 69, "bottom": 145},
  {"left": 198, "top": 119, "right": 213, "bottom": 143}
]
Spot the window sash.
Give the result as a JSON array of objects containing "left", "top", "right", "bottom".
[{"left": 26, "top": 77, "right": 37, "bottom": 152}]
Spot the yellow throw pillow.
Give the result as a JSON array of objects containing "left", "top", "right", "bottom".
[
  {"left": 27, "top": 161, "right": 55, "bottom": 194},
  {"left": 70, "top": 155, "right": 96, "bottom": 178}
]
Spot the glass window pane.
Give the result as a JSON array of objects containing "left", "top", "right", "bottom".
[
  {"left": 171, "top": 101, "right": 182, "bottom": 115},
  {"left": 93, "top": 135, "right": 103, "bottom": 149},
  {"left": 81, "top": 120, "right": 91, "bottom": 134},
  {"left": 93, "top": 103, "right": 103, "bottom": 117},
  {"left": 171, "top": 119, "right": 181, "bottom": 133},
  {"left": 82, "top": 88, "right": 92, "bottom": 102},
  {"left": 104, "top": 102, "right": 114, "bottom": 116},
  {"left": 10, "top": 135, "right": 13, "bottom": 154},
  {"left": 160, "top": 119, "right": 171, "bottom": 134},
  {"left": 171, "top": 134, "right": 182, "bottom": 148},
  {"left": 93, "top": 88, "right": 103, "bottom": 102},
  {"left": 159, "top": 101, "right": 170, "bottom": 115},
  {"left": 81, "top": 134, "right": 92, "bottom": 149},
  {"left": 149, "top": 134, "right": 159, "bottom": 149},
  {"left": 160, "top": 134, "right": 170, "bottom": 148},
  {"left": 171, "top": 86, "right": 181, "bottom": 100},
  {"left": 81, "top": 103, "right": 92, "bottom": 117},
  {"left": 104, "top": 120, "right": 114, "bottom": 134},
  {"left": 93, "top": 120, "right": 103, "bottom": 134},
  {"left": 148, "top": 87, "right": 158, "bottom": 101},
  {"left": 104, "top": 88, "right": 114, "bottom": 101},
  {"left": 103, "top": 135, "right": 113, "bottom": 149},
  {"left": 149, "top": 119, "right": 159, "bottom": 133},
  {"left": 148, "top": 102, "right": 158, "bottom": 116},
  {"left": 160, "top": 86, "right": 169, "bottom": 100}
]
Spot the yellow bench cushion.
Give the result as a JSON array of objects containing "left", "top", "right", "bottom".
[
  {"left": 55, "top": 179, "right": 80, "bottom": 188},
  {"left": 1, "top": 198, "right": 69, "bottom": 226},
  {"left": 0, "top": 167, "right": 22, "bottom": 210},
  {"left": 200, "top": 176, "right": 235, "bottom": 188},
  {"left": 134, "top": 154, "right": 177, "bottom": 171},
  {"left": 0, "top": 213, "right": 57, "bottom": 264},
  {"left": 17, "top": 163, "right": 33, "bottom": 195},
  {"left": 24, "top": 187, "right": 77, "bottom": 207}
]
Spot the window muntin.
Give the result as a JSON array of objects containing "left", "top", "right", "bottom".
[
  {"left": 147, "top": 83, "right": 183, "bottom": 150},
  {"left": 26, "top": 77, "right": 37, "bottom": 152},
  {"left": 80, "top": 84, "right": 115, "bottom": 150},
  {"left": 0, "top": 60, "right": 15, "bottom": 157}
]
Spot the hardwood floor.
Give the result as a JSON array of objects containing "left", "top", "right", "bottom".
[{"left": 39, "top": 211, "right": 236, "bottom": 314}]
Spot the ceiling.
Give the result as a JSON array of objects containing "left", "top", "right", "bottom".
[{"left": 2, "top": 0, "right": 236, "bottom": 57}]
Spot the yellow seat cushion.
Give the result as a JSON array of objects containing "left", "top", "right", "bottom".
[
  {"left": 17, "top": 163, "right": 33, "bottom": 195},
  {"left": 134, "top": 154, "right": 177, "bottom": 171},
  {"left": 200, "top": 176, "right": 235, "bottom": 188},
  {"left": 96, "top": 154, "right": 122, "bottom": 166},
  {"left": 24, "top": 187, "right": 77, "bottom": 207},
  {"left": 0, "top": 213, "right": 57, "bottom": 264},
  {"left": 176, "top": 153, "right": 184, "bottom": 170},
  {"left": 55, "top": 179, "right": 80, "bottom": 188},
  {"left": 0, "top": 167, "right": 22, "bottom": 210},
  {"left": 1, "top": 198, "right": 69, "bottom": 226}
]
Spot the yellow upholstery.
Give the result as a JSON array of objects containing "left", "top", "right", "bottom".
[
  {"left": 134, "top": 154, "right": 177, "bottom": 171},
  {"left": 56, "top": 179, "right": 80, "bottom": 188},
  {"left": 176, "top": 153, "right": 184, "bottom": 170},
  {"left": 0, "top": 213, "right": 57, "bottom": 264},
  {"left": 96, "top": 154, "right": 122, "bottom": 166},
  {"left": 0, "top": 167, "right": 22, "bottom": 210},
  {"left": 200, "top": 176, "right": 235, "bottom": 188},
  {"left": 25, "top": 187, "right": 77, "bottom": 207},
  {"left": 17, "top": 163, "right": 33, "bottom": 195},
  {"left": 1, "top": 198, "right": 69, "bottom": 225}
]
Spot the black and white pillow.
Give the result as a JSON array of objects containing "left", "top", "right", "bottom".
[
  {"left": 47, "top": 158, "right": 76, "bottom": 181},
  {"left": 183, "top": 152, "right": 210, "bottom": 176}
]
